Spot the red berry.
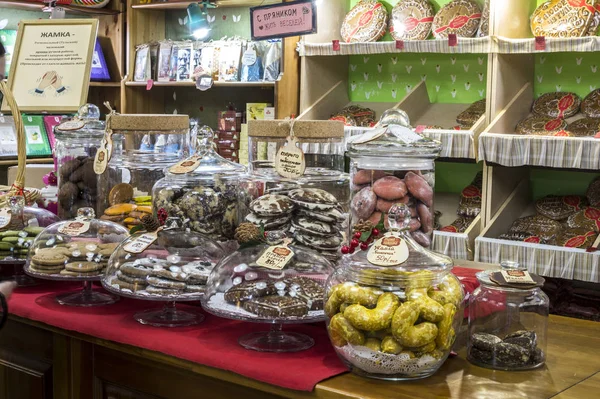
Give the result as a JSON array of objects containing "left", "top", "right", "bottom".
[
  {"left": 341, "top": 245, "right": 350, "bottom": 254},
  {"left": 348, "top": 246, "right": 355, "bottom": 254},
  {"left": 264, "top": 232, "right": 268, "bottom": 237},
  {"left": 372, "top": 228, "right": 380, "bottom": 236},
  {"left": 360, "top": 243, "right": 368, "bottom": 251},
  {"left": 353, "top": 231, "right": 362, "bottom": 239},
  {"left": 350, "top": 238, "right": 359, "bottom": 248}
]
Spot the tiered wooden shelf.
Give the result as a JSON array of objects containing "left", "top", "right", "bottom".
[
  {"left": 131, "top": 0, "right": 280, "bottom": 10},
  {"left": 125, "top": 81, "right": 276, "bottom": 88}
]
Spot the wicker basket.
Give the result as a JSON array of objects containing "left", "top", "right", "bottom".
[{"left": 0, "top": 81, "right": 41, "bottom": 207}]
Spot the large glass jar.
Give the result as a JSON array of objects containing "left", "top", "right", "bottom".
[
  {"left": 98, "top": 114, "right": 191, "bottom": 229},
  {"left": 152, "top": 126, "right": 247, "bottom": 244},
  {"left": 347, "top": 110, "right": 441, "bottom": 248},
  {"left": 55, "top": 104, "right": 121, "bottom": 219},
  {"left": 467, "top": 262, "right": 549, "bottom": 370},
  {"left": 325, "top": 204, "right": 464, "bottom": 380},
  {"left": 247, "top": 120, "right": 345, "bottom": 173},
  {"left": 244, "top": 168, "right": 350, "bottom": 262}
]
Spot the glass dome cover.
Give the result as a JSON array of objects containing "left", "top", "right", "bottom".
[{"left": 54, "top": 104, "right": 106, "bottom": 139}]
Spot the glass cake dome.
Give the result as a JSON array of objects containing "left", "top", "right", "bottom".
[
  {"left": 202, "top": 241, "right": 334, "bottom": 352},
  {"left": 24, "top": 207, "right": 129, "bottom": 306}
]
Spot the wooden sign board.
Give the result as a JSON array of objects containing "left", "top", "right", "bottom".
[
  {"left": 250, "top": 0, "right": 317, "bottom": 40},
  {"left": 2, "top": 19, "right": 98, "bottom": 113}
]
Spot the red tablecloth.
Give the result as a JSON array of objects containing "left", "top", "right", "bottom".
[{"left": 7, "top": 267, "right": 481, "bottom": 392}]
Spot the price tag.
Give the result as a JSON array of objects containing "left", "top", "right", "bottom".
[
  {"left": 415, "top": 125, "right": 426, "bottom": 134},
  {"left": 56, "top": 119, "right": 85, "bottom": 131},
  {"left": 58, "top": 220, "right": 90, "bottom": 236},
  {"left": 0, "top": 208, "right": 11, "bottom": 229},
  {"left": 168, "top": 154, "right": 203, "bottom": 174},
  {"left": 242, "top": 49, "right": 257, "bottom": 66},
  {"left": 351, "top": 127, "right": 387, "bottom": 144},
  {"left": 256, "top": 245, "right": 294, "bottom": 270},
  {"left": 395, "top": 40, "right": 404, "bottom": 50},
  {"left": 332, "top": 40, "right": 340, "bottom": 51},
  {"left": 94, "top": 131, "right": 114, "bottom": 175},
  {"left": 535, "top": 36, "right": 546, "bottom": 51},
  {"left": 196, "top": 74, "right": 214, "bottom": 91},
  {"left": 123, "top": 230, "right": 160, "bottom": 254},
  {"left": 448, "top": 34, "right": 457, "bottom": 47},
  {"left": 146, "top": 79, "right": 154, "bottom": 90},
  {"left": 275, "top": 135, "right": 305, "bottom": 178},
  {"left": 367, "top": 233, "right": 409, "bottom": 266}
]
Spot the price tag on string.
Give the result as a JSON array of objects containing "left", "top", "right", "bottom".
[
  {"left": 0, "top": 208, "right": 11, "bottom": 229},
  {"left": 124, "top": 228, "right": 163, "bottom": 254},
  {"left": 256, "top": 243, "right": 294, "bottom": 270},
  {"left": 58, "top": 221, "right": 90, "bottom": 236},
  {"left": 367, "top": 233, "right": 409, "bottom": 266}
]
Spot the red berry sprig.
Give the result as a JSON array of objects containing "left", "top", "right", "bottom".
[{"left": 340, "top": 225, "right": 384, "bottom": 255}]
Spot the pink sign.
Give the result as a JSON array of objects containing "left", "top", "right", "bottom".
[{"left": 250, "top": 0, "right": 317, "bottom": 40}]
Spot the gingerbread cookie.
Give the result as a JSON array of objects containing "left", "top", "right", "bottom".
[
  {"left": 515, "top": 116, "right": 568, "bottom": 136},
  {"left": 535, "top": 195, "right": 588, "bottom": 221},
  {"left": 341, "top": 0, "right": 388, "bottom": 43},
  {"left": 432, "top": 0, "right": 481, "bottom": 39},
  {"left": 65, "top": 261, "right": 105, "bottom": 273},
  {"left": 456, "top": 99, "right": 486, "bottom": 129},
  {"left": 531, "top": 0, "right": 595, "bottom": 38},
  {"left": 532, "top": 92, "right": 581, "bottom": 119},
  {"left": 120, "top": 262, "right": 155, "bottom": 278},
  {"left": 146, "top": 276, "right": 187, "bottom": 290},
  {"left": 31, "top": 251, "right": 68, "bottom": 267},
  {"left": 145, "top": 285, "right": 183, "bottom": 295},
  {"left": 581, "top": 89, "right": 600, "bottom": 118},
  {"left": 389, "top": 0, "right": 434, "bottom": 41},
  {"left": 567, "top": 117, "right": 600, "bottom": 137}
]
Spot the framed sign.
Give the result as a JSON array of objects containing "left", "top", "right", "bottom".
[
  {"left": 2, "top": 19, "right": 98, "bottom": 113},
  {"left": 250, "top": 0, "right": 317, "bottom": 41}
]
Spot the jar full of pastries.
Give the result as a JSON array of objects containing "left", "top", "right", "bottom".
[
  {"left": 325, "top": 204, "right": 464, "bottom": 380},
  {"left": 347, "top": 109, "right": 441, "bottom": 248},
  {"left": 467, "top": 261, "right": 549, "bottom": 370},
  {"left": 152, "top": 125, "right": 247, "bottom": 245},
  {"left": 98, "top": 114, "right": 191, "bottom": 230},
  {"left": 54, "top": 104, "right": 122, "bottom": 219}
]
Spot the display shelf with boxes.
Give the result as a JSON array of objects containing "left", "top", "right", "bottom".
[
  {"left": 480, "top": 48, "right": 600, "bottom": 169},
  {"left": 124, "top": 0, "right": 299, "bottom": 121},
  {"left": 475, "top": 168, "right": 600, "bottom": 283},
  {"left": 493, "top": 0, "right": 600, "bottom": 54}
]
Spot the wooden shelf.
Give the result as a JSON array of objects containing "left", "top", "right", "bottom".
[
  {"left": 0, "top": 0, "right": 120, "bottom": 15},
  {"left": 131, "top": 0, "right": 280, "bottom": 10},
  {"left": 90, "top": 82, "right": 122, "bottom": 87},
  {"left": 0, "top": 157, "right": 53, "bottom": 166},
  {"left": 125, "top": 81, "right": 276, "bottom": 87},
  {"left": 496, "top": 36, "right": 600, "bottom": 54}
]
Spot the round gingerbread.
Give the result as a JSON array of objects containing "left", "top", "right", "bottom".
[
  {"left": 389, "top": 0, "right": 434, "bottom": 41},
  {"left": 341, "top": 0, "right": 388, "bottom": 43},
  {"left": 531, "top": 0, "right": 595, "bottom": 38},
  {"left": 432, "top": 0, "right": 481, "bottom": 39},
  {"left": 515, "top": 116, "right": 568, "bottom": 135},
  {"left": 567, "top": 117, "right": 600, "bottom": 137},
  {"left": 581, "top": 89, "right": 600, "bottom": 118},
  {"left": 532, "top": 92, "right": 581, "bottom": 119}
]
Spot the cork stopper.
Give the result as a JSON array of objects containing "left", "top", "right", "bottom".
[
  {"left": 109, "top": 114, "right": 190, "bottom": 132},
  {"left": 247, "top": 120, "right": 344, "bottom": 138}
]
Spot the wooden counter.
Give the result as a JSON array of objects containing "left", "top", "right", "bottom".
[{"left": 1, "top": 313, "right": 599, "bottom": 399}]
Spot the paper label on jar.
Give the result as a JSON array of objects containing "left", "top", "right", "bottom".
[
  {"left": 58, "top": 221, "right": 90, "bottom": 236},
  {"left": 57, "top": 119, "right": 85, "bottom": 131},
  {"left": 94, "top": 132, "right": 114, "bottom": 175},
  {"left": 242, "top": 49, "right": 257, "bottom": 66},
  {"left": 275, "top": 135, "right": 305, "bottom": 178},
  {"left": 500, "top": 270, "right": 535, "bottom": 284},
  {"left": 0, "top": 208, "right": 11, "bottom": 229},
  {"left": 168, "top": 154, "right": 203, "bottom": 174},
  {"left": 367, "top": 233, "right": 409, "bottom": 266},
  {"left": 351, "top": 127, "right": 387, "bottom": 144},
  {"left": 123, "top": 230, "right": 161, "bottom": 254},
  {"left": 256, "top": 245, "right": 295, "bottom": 270},
  {"left": 389, "top": 125, "right": 424, "bottom": 144}
]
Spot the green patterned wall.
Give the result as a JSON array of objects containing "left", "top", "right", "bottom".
[
  {"left": 165, "top": 7, "right": 252, "bottom": 40},
  {"left": 534, "top": 52, "right": 600, "bottom": 98}
]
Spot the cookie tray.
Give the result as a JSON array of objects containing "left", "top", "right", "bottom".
[
  {"left": 479, "top": 83, "right": 600, "bottom": 169},
  {"left": 431, "top": 192, "right": 481, "bottom": 261},
  {"left": 475, "top": 178, "right": 600, "bottom": 283}
]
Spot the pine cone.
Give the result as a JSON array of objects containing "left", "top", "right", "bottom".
[
  {"left": 235, "top": 222, "right": 261, "bottom": 244},
  {"left": 141, "top": 214, "right": 160, "bottom": 232},
  {"left": 354, "top": 220, "right": 374, "bottom": 233}
]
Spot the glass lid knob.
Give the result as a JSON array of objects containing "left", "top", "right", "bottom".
[
  {"left": 501, "top": 260, "right": 526, "bottom": 271},
  {"left": 196, "top": 125, "right": 215, "bottom": 151},
  {"left": 379, "top": 109, "right": 411, "bottom": 128},
  {"left": 387, "top": 203, "right": 412, "bottom": 231},
  {"left": 77, "top": 103, "right": 100, "bottom": 121},
  {"left": 77, "top": 207, "right": 96, "bottom": 219}
]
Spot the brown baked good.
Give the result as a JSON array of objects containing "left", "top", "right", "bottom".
[
  {"left": 505, "top": 215, "right": 562, "bottom": 243},
  {"left": 329, "top": 113, "right": 357, "bottom": 126},
  {"left": 498, "top": 232, "right": 553, "bottom": 245},
  {"left": 587, "top": 4, "right": 600, "bottom": 35},
  {"left": 439, "top": 216, "right": 474, "bottom": 233},
  {"left": 531, "top": 0, "right": 596, "bottom": 38},
  {"left": 456, "top": 99, "right": 486, "bottom": 129},
  {"left": 532, "top": 92, "right": 581, "bottom": 119},
  {"left": 566, "top": 206, "right": 600, "bottom": 232},
  {"left": 341, "top": 0, "right": 389, "bottom": 43},
  {"left": 341, "top": 105, "right": 376, "bottom": 127},
  {"left": 567, "top": 117, "right": 600, "bottom": 137},
  {"left": 555, "top": 228, "right": 597, "bottom": 248},
  {"left": 581, "top": 89, "right": 600, "bottom": 118},
  {"left": 476, "top": 0, "right": 490, "bottom": 37},
  {"left": 457, "top": 171, "right": 483, "bottom": 217},
  {"left": 586, "top": 177, "right": 600, "bottom": 206},
  {"left": 535, "top": 195, "right": 588, "bottom": 221},
  {"left": 432, "top": 0, "right": 482, "bottom": 39},
  {"left": 515, "top": 116, "right": 568, "bottom": 135},
  {"left": 389, "top": 0, "right": 435, "bottom": 41}
]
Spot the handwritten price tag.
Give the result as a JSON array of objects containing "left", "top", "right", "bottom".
[
  {"left": 256, "top": 245, "right": 295, "bottom": 270},
  {"left": 0, "top": 208, "right": 11, "bottom": 229},
  {"left": 367, "top": 233, "right": 409, "bottom": 266},
  {"left": 123, "top": 231, "right": 159, "bottom": 254},
  {"left": 58, "top": 221, "right": 90, "bottom": 236}
]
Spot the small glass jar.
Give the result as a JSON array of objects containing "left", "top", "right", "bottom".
[
  {"left": 347, "top": 110, "right": 441, "bottom": 248},
  {"left": 98, "top": 114, "right": 190, "bottom": 228},
  {"left": 54, "top": 104, "right": 122, "bottom": 219},
  {"left": 325, "top": 205, "right": 464, "bottom": 380},
  {"left": 243, "top": 168, "right": 350, "bottom": 262},
  {"left": 247, "top": 120, "right": 345, "bottom": 173},
  {"left": 467, "top": 263, "right": 549, "bottom": 371},
  {"left": 152, "top": 126, "right": 247, "bottom": 244}
]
